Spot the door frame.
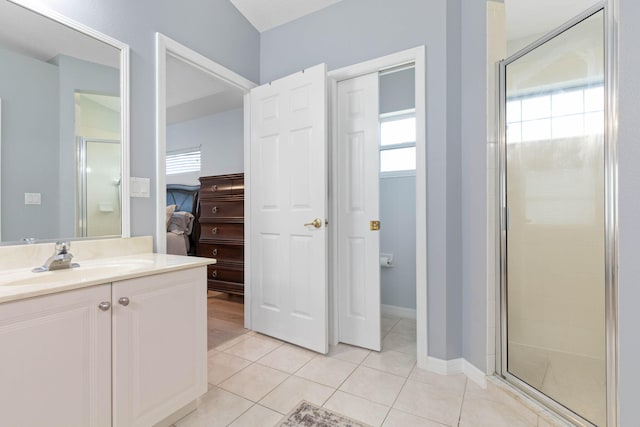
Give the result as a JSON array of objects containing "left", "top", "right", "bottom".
[
  {"left": 495, "top": 2, "right": 618, "bottom": 426},
  {"left": 328, "top": 46, "right": 428, "bottom": 366},
  {"left": 154, "top": 33, "right": 256, "bottom": 327}
]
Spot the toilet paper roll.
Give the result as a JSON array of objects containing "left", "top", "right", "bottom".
[{"left": 380, "top": 256, "right": 392, "bottom": 267}]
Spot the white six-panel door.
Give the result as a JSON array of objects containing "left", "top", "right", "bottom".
[
  {"left": 337, "top": 73, "right": 381, "bottom": 351},
  {"left": 250, "top": 64, "right": 328, "bottom": 354}
]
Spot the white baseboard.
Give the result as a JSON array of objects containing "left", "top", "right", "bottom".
[
  {"left": 425, "top": 357, "right": 487, "bottom": 388},
  {"left": 381, "top": 304, "right": 416, "bottom": 319}
]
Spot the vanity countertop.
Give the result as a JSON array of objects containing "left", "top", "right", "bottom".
[{"left": 0, "top": 253, "right": 216, "bottom": 304}]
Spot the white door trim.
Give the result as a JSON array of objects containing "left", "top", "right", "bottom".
[
  {"left": 328, "top": 46, "right": 428, "bottom": 367},
  {"left": 154, "top": 33, "right": 256, "bottom": 327}
]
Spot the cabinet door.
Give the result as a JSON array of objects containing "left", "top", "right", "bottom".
[
  {"left": 112, "top": 267, "right": 207, "bottom": 427},
  {"left": 0, "top": 285, "right": 112, "bottom": 427}
]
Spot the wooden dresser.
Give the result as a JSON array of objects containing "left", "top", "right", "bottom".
[{"left": 195, "top": 173, "right": 244, "bottom": 295}]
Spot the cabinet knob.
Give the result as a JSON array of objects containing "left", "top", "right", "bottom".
[
  {"left": 211, "top": 270, "right": 218, "bottom": 278},
  {"left": 211, "top": 227, "right": 218, "bottom": 235},
  {"left": 211, "top": 184, "right": 218, "bottom": 192},
  {"left": 212, "top": 206, "right": 218, "bottom": 214},
  {"left": 98, "top": 301, "right": 111, "bottom": 311},
  {"left": 118, "top": 297, "right": 130, "bottom": 306},
  {"left": 212, "top": 248, "right": 218, "bottom": 256}
]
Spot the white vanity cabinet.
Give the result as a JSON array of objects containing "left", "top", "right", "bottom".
[
  {"left": 112, "top": 267, "right": 207, "bottom": 427},
  {"left": 0, "top": 266, "right": 207, "bottom": 427},
  {"left": 0, "top": 284, "right": 113, "bottom": 427}
]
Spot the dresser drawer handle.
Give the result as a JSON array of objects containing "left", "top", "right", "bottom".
[
  {"left": 211, "top": 184, "right": 218, "bottom": 192},
  {"left": 211, "top": 270, "right": 218, "bottom": 278},
  {"left": 212, "top": 248, "right": 218, "bottom": 256},
  {"left": 211, "top": 227, "right": 218, "bottom": 235},
  {"left": 211, "top": 206, "right": 218, "bottom": 214}
]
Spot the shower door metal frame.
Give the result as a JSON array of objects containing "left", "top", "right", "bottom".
[{"left": 497, "top": 2, "right": 619, "bottom": 426}]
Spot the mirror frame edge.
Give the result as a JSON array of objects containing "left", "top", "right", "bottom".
[{"left": 5, "top": 0, "right": 131, "bottom": 241}]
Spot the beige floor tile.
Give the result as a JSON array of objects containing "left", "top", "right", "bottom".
[
  {"left": 175, "top": 386, "right": 253, "bottom": 427},
  {"left": 459, "top": 385, "right": 536, "bottom": 427},
  {"left": 465, "top": 382, "right": 538, "bottom": 426},
  {"left": 228, "top": 404, "right": 283, "bottom": 427},
  {"left": 295, "top": 355, "right": 358, "bottom": 388},
  {"left": 214, "top": 333, "right": 251, "bottom": 352},
  {"left": 219, "top": 364, "right": 288, "bottom": 402},
  {"left": 324, "top": 390, "right": 390, "bottom": 427},
  {"left": 382, "top": 332, "right": 417, "bottom": 355},
  {"left": 224, "top": 335, "right": 282, "bottom": 361},
  {"left": 207, "top": 351, "right": 252, "bottom": 385},
  {"left": 389, "top": 318, "right": 416, "bottom": 338},
  {"left": 339, "top": 366, "right": 406, "bottom": 406},
  {"left": 381, "top": 316, "right": 400, "bottom": 337},
  {"left": 328, "top": 343, "right": 371, "bottom": 364},
  {"left": 409, "top": 366, "right": 467, "bottom": 395},
  {"left": 382, "top": 409, "right": 448, "bottom": 427},
  {"left": 362, "top": 350, "right": 416, "bottom": 377},
  {"left": 394, "top": 379, "right": 463, "bottom": 426},
  {"left": 260, "top": 375, "right": 335, "bottom": 414},
  {"left": 257, "top": 343, "right": 316, "bottom": 373}
]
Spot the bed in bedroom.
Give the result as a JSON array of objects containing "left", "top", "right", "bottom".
[{"left": 166, "top": 184, "right": 199, "bottom": 256}]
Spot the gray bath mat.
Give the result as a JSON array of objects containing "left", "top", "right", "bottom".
[{"left": 277, "top": 400, "right": 372, "bottom": 427}]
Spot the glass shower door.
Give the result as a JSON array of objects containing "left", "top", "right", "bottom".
[{"left": 501, "top": 8, "right": 606, "bottom": 426}]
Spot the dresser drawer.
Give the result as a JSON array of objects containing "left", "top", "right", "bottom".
[
  {"left": 199, "top": 222, "right": 243, "bottom": 241},
  {"left": 197, "top": 243, "right": 244, "bottom": 262},
  {"left": 232, "top": 178, "right": 244, "bottom": 194},
  {"left": 207, "top": 264, "right": 243, "bottom": 283},
  {"left": 199, "top": 199, "right": 243, "bottom": 220},
  {"left": 199, "top": 178, "right": 233, "bottom": 198}
]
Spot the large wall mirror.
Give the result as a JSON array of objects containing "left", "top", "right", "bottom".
[{"left": 0, "top": 0, "right": 129, "bottom": 244}]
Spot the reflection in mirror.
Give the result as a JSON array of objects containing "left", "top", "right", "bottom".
[{"left": 0, "top": 0, "right": 125, "bottom": 243}]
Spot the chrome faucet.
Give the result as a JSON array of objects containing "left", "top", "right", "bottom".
[{"left": 33, "top": 241, "right": 80, "bottom": 272}]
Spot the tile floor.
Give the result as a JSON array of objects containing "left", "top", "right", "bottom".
[{"left": 174, "top": 293, "right": 569, "bottom": 427}]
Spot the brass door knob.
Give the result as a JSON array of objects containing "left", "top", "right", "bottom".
[{"left": 304, "top": 218, "right": 322, "bottom": 229}]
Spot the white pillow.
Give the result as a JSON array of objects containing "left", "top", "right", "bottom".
[{"left": 166, "top": 205, "right": 177, "bottom": 230}]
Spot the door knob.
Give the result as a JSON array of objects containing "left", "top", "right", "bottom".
[{"left": 304, "top": 218, "right": 322, "bottom": 229}]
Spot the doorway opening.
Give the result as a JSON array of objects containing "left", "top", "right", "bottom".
[
  {"left": 329, "top": 47, "right": 427, "bottom": 365},
  {"left": 155, "top": 34, "right": 256, "bottom": 351}
]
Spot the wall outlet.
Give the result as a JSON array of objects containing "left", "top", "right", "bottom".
[{"left": 24, "top": 193, "right": 41, "bottom": 205}]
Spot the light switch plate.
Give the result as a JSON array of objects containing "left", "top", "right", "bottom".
[
  {"left": 130, "top": 177, "right": 150, "bottom": 198},
  {"left": 25, "top": 193, "right": 41, "bottom": 205}
]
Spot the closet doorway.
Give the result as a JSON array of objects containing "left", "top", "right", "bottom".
[
  {"left": 333, "top": 65, "right": 418, "bottom": 353},
  {"left": 155, "top": 34, "right": 256, "bottom": 349}
]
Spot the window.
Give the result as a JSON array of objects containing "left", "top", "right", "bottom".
[
  {"left": 506, "top": 84, "right": 604, "bottom": 143},
  {"left": 166, "top": 147, "right": 201, "bottom": 175},
  {"left": 380, "top": 109, "right": 416, "bottom": 175}
]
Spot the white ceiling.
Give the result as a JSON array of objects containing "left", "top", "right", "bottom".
[
  {"left": 165, "top": 54, "right": 244, "bottom": 125},
  {"left": 505, "top": 0, "right": 600, "bottom": 41},
  {"left": 230, "top": 0, "right": 344, "bottom": 32},
  {"left": 0, "top": 0, "right": 119, "bottom": 68}
]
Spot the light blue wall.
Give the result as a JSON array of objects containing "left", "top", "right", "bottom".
[
  {"left": 379, "top": 67, "right": 415, "bottom": 114},
  {"left": 379, "top": 67, "right": 416, "bottom": 310},
  {"left": 0, "top": 45, "right": 60, "bottom": 241},
  {"left": 261, "top": 0, "right": 462, "bottom": 362},
  {"left": 617, "top": 0, "right": 640, "bottom": 423},
  {"left": 380, "top": 176, "right": 416, "bottom": 309},
  {"left": 53, "top": 55, "right": 120, "bottom": 238},
  {"left": 166, "top": 108, "right": 244, "bottom": 185},
  {"left": 28, "top": 0, "right": 260, "bottom": 239},
  {"left": 460, "top": 0, "right": 488, "bottom": 372}
]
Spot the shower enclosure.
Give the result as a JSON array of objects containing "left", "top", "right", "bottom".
[{"left": 499, "top": 4, "right": 617, "bottom": 426}]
